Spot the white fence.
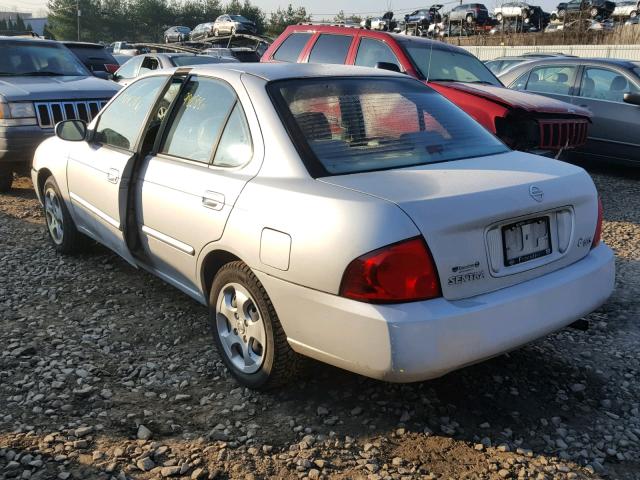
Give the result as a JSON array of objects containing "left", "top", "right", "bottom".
[{"left": 460, "top": 44, "right": 640, "bottom": 61}]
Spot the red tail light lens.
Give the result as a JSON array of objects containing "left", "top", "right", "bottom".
[
  {"left": 340, "top": 237, "right": 441, "bottom": 303},
  {"left": 591, "top": 197, "right": 603, "bottom": 250},
  {"left": 104, "top": 64, "right": 119, "bottom": 74}
]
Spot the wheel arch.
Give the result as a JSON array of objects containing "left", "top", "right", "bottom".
[
  {"left": 200, "top": 249, "right": 244, "bottom": 300},
  {"left": 37, "top": 167, "right": 53, "bottom": 198}
]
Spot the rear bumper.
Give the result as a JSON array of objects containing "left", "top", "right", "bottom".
[
  {"left": 0, "top": 125, "right": 51, "bottom": 167},
  {"left": 257, "top": 244, "right": 615, "bottom": 382}
]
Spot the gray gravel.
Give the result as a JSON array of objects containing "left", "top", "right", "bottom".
[{"left": 0, "top": 167, "right": 638, "bottom": 480}]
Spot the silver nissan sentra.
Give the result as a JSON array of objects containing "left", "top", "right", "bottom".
[{"left": 31, "top": 63, "right": 614, "bottom": 389}]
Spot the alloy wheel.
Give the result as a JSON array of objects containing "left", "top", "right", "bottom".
[
  {"left": 215, "top": 282, "right": 266, "bottom": 374},
  {"left": 44, "top": 186, "right": 64, "bottom": 245}
]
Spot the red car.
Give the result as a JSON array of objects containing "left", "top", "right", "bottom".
[{"left": 261, "top": 26, "right": 591, "bottom": 155}]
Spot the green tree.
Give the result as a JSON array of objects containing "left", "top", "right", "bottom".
[
  {"left": 267, "top": 4, "right": 310, "bottom": 35},
  {"left": 15, "top": 14, "right": 26, "bottom": 31},
  {"left": 0, "top": 19, "right": 8, "bottom": 31}
]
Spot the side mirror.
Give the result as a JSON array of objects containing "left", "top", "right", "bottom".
[
  {"left": 375, "top": 61, "right": 401, "bottom": 73},
  {"left": 93, "top": 70, "right": 111, "bottom": 80},
  {"left": 623, "top": 92, "right": 640, "bottom": 106},
  {"left": 55, "top": 120, "right": 87, "bottom": 142}
]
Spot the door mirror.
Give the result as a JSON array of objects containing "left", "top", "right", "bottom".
[
  {"left": 375, "top": 61, "right": 401, "bottom": 73},
  {"left": 623, "top": 92, "right": 640, "bottom": 106},
  {"left": 55, "top": 119, "right": 87, "bottom": 142}
]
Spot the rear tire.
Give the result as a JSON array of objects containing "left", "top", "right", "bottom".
[
  {"left": 466, "top": 13, "right": 474, "bottom": 23},
  {"left": 42, "top": 176, "right": 88, "bottom": 254},
  {"left": 213, "top": 28, "right": 219, "bottom": 37},
  {"left": 164, "top": 36, "right": 169, "bottom": 43},
  {"left": 496, "top": 12, "right": 503, "bottom": 21},
  {"left": 0, "top": 166, "right": 13, "bottom": 193},
  {"left": 590, "top": 7, "right": 599, "bottom": 17},
  {"left": 209, "top": 261, "right": 305, "bottom": 390},
  {"left": 631, "top": 10, "right": 637, "bottom": 17}
]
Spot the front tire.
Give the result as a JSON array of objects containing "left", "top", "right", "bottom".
[
  {"left": 209, "top": 261, "right": 304, "bottom": 390},
  {"left": 466, "top": 13, "right": 474, "bottom": 23},
  {"left": 0, "top": 165, "right": 13, "bottom": 193},
  {"left": 496, "top": 12, "right": 503, "bottom": 21},
  {"left": 213, "top": 28, "right": 219, "bottom": 37},
  {"left": 164, "top": 36, "right": 169, "bottom": 43},
  {"left": 590, "top": 7, "right": 599, "bottom": 17},
  {"left": 43, "top": 176, "right": 87, "bottom": 254}
]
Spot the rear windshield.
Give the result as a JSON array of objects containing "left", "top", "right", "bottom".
[
  {"left": 399, "top": 41, "right": 502, "bottom": 85},
  {"left": 0, "top": 41, "right": 89, "bottom": 76},
  {"left": 270, "top": 77, "right": 508, "bottom": 176}
]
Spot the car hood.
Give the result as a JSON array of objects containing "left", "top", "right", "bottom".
[
  {"left": 430, "top": 81, "right": 591, "bottom": 117},
  {"left": 0, "top": 75, "right": 120, "bottom": 102}
]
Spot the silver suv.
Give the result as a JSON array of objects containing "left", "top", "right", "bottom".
[{"left": 0, "top": 37, "right": 120, "bottom": 192}]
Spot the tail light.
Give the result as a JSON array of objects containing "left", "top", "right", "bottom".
[
  {"left": 339, "top": 237, "right": 441, "bottom": 303},
  {"left": 591, "top": 197, "right": 603, "bottom": 250},
  {"left": 104, "top": 64, "right": 119, "bottom": 74}
]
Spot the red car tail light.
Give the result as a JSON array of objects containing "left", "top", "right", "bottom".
[
  {"left": 104, "top": 64, "right": 119, "bottom": 74},
  {"left": 340, "top": 237, "right": 441, "bottom": 303},
  {"left": 591, "top": 197, "right": 603, "bottom": 250}
]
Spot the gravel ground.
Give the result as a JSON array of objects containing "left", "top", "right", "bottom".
[{"left": 1, "top": 166, "right": 639, "bottom": 480}]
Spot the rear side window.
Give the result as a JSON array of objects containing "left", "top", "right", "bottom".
[
  {"left": 308, "top": 34, "right": 352, "bottom": 65},
  {"left": 355, "top": 38, "right": 400, "bottom": 69},
  {"left": 213, "top": 104, "right": 253, "bottom": 167},
  {"left": 272, "top": 32, "right": 313, "bottom": 62},
  {"left": 161, "top": 77, "right": 236, "bottom": 163},
  {"left": 271, "top": 77, "right": 507, "bottom": 175}
]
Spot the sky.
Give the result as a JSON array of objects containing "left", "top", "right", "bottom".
[{"left": 1, "top": 0, "right": 561, "bottom": 20}]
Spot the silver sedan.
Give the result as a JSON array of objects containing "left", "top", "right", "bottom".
[{"left": 31, "top": 64, "right": 614, "bottom": 389}]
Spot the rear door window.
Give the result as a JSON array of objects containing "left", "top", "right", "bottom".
[
  {"left": 354, "top": 38, "right": 400, "bottom": 69},
  {"left": 579, "top": 67, "right": 639, "bottom": 102},
  {"left": 161, "top": 77, "right": 236, "bottom": 164},
  {"left": 524, "top": 65, "right": 578, "bottom": 95},
  {"left": 272, "top": 32, "right": 313, "bottom": 62},
  {"left": 308, "top": 34, "right": 352, "bottom": 65}
]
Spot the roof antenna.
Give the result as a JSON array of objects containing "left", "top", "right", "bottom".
[{"left": 426, "top": 32, "right": 434, "bottom": 81}]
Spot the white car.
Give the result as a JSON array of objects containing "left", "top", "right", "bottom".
[
  {"left": 613, "top": 0, "right": 639, "bottom": 17},
  {"left": 494, "top": 1, "right": 534, "bottom": 21},
  {"left": 31, "top": 63, "right": 615, "bottom": 389}
]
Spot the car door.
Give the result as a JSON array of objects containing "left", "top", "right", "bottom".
[
  {"left": 66, "top": 75, "right": 169, "bottom": 266},
  {"left": 135, "top": 75, "right": 258, "bottom": 293},
  {"left": 571, "top": 65, "right": 640, "bottom": 162}
]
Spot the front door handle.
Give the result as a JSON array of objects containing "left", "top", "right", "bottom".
[
  {"left": 202, "top": 191, "right": 224, "bottom": 211},
  {"left": 106, "top": 168, "right": 120, "bottom": 184}
]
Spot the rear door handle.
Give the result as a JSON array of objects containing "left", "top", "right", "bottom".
[
  {"left": 106, "top": 168, "right": 120, "bottom": 184},
  {"left": 202, "top": 191, "right": 225, "bottom": 211}
]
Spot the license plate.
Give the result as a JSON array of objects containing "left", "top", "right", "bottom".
[{"left": 502, "top": 217, "right": 551, "bottom": 267}]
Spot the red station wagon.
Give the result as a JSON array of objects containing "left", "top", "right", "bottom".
[{"left": 262, "top": 25, "right": 591, "bottom": 156}]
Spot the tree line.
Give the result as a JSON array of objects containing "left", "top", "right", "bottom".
[
  {"left": 0, "top": 15, "right": 34, "bottom": 32},
  {"left": 46, "top": 0, "right": 312, "bottom": 42}
]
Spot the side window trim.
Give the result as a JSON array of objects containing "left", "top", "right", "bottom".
[{"left": 90, "top": 74, "right": 172, "bottom": 154}]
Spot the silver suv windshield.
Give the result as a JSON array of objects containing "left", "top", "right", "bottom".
[
  {"left": 271, "top": 77, "right": 508, "bottom": 176},
  {"left": 399, "top": 40, "right": 502, "bottom": 86},
  {"left": 0, "top": 41, "right": 90, "bottom": 76}
]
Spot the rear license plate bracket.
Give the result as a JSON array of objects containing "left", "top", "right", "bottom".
[{"left": 502, "top": 216, "right": 551, "bottom": 267}]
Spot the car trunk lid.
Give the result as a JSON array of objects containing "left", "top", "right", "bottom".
[{"left": 320, "top": 151, "right": 599, "bottom": 300}]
